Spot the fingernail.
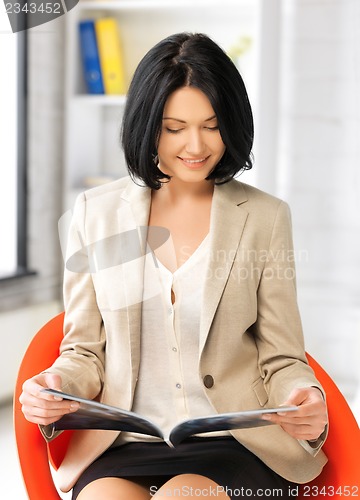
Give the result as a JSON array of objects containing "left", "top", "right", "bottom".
[
  {"left": 277, "top": 411, "right": 287, "bottom": 416},
  {"left": 70, "top": 403, "right": 80, "bottom": 410},
  {"left": 53, "top": 396, "right": 63, "bottom": 401},
  {"left": 262, "top": 414, "right": 272, "bottom": 420}
]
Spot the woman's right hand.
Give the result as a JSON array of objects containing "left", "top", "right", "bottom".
[{"left": 19, "top": 373, "right": 80, "bottom": 426}]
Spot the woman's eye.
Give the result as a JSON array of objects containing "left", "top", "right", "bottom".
[
  {"left": 164, "top": 126, "right": 218, "bottom": 133},
  {"left": 165, "top": 128, "right": 183, "bottom": 134}
]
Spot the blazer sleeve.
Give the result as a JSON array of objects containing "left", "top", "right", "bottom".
[
  {"left": 43, "top": 192, "right": 105, "bottom": 400},
  {"left": 252, "top": 201, "right": 327, "bottom": 454}
]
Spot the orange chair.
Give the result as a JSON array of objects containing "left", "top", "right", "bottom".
[
  {"left": 13, "top": 312, "right": 73, "bottom": 500},
  {"left": 14, "top": 314, "right": 359, "bottom": 499},
  {"left": 298, "top": 353, "right": 359, "bottom": 498}
]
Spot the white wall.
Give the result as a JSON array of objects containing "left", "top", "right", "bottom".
[
  {"left": 1, "top": 301, "right": 62, "bottom": 401},
  {"left": 0, "top": 15, "right": 65, "bottom": 312},
  {"left": 274, "top": 0, "right": 360, "bottom": 417},
  {"left": 0, "top": 17, "right": 66, "bottom": 402}
]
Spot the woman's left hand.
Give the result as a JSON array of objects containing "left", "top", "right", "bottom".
[{"left": 262, "top": 387, "right": 328, "bottom": 442}]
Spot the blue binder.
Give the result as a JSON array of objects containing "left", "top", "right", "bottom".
[{"left": 79, "top": 20, "right": 105, "bottom": 94}]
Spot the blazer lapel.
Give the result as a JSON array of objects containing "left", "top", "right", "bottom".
[{"left": 199, "top": 180, "right": 249, "bottom": 355}]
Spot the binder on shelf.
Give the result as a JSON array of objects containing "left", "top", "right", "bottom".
[
  {"left": 95, "top": 17, "right": 126, "bottom": 95},
  {"left": 78, "top": 20, "right": 105, "bottom": 95}
]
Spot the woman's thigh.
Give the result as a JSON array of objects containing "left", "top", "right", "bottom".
[{"left": 76, "top": 477, "right": 150, "bottom": 500}]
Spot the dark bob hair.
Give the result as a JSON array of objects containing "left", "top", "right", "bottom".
[{"left": 121, "top": 32, "right": 254, "bottom": 190}]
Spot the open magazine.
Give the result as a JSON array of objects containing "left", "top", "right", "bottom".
[{"left": 43, "top": 388, "right": 298, "bottom": 448}]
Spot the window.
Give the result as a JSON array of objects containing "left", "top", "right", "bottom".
[{"left": 0, "top": 15, "right": 28, "bottom": 279}]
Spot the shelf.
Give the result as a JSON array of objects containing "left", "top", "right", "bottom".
[
  {"left": 63, "top": 0, "right": 261, "bottom": 210},
  {"left": 71, "top": 95, "right": 127, "bottom": 106},
  {"left": 77, "top": 0, "right": 250, "bottom": 11}
]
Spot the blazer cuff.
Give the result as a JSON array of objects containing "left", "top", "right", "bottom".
[
  {"left": 39, "top": 423, "right": 63, "bottom": 442},
  {"left": 298, "top": 424, "right": 328, "bottom": 457}
]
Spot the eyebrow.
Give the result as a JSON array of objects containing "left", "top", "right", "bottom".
[{"left": 162, "top": 115, "right": 217, "bottom": 123}]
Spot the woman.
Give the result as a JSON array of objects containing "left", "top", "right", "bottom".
[{"left": 20, "top": 33, "right": 328, "bottom": 499}]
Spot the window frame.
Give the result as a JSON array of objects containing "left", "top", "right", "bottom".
[
  {"left": 17, "top": 29, "right": 28, "bottom": 274},
  {"left": 0, "top": 28, "right": 35, "bottom": 282}
]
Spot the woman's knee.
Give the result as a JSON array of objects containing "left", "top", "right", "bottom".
[
  {"left": 76, "top": 477, "right": 150, "bottom": 500},
  {"left": 151, "top": 473, "right": 230, "bottom": 499}
]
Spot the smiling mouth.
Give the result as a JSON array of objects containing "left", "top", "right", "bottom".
[{"left": 178, "top": 156, "right": 209, "bottom": 167}]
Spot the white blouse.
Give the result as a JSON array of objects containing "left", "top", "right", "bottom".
[{"left": 115, "top": 232, "right": 230, "bottom": 445}]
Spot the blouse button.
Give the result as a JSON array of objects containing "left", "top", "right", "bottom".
[
  {"left": 172, "top": 347, "right": 178, "bottom": 352},
  {"left": 176, "top": 383, "right": 182, "bottom": 389},
  {"left": 203, "top": 375, "right": 214, "bottom": 388}
]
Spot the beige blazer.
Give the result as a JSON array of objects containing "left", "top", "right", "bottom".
[{"left": 45, "top": 176, "right": 327, "bottom": 492}]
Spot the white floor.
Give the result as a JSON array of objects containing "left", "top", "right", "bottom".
[
  {"left": 1, "top": 402, "right": 28, "bottom": 499},
  {"left": 0, "top": 402, "right": 71, "bottom": 500}
]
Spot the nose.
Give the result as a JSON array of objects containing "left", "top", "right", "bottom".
[{"left": 185, "top": 129, "right": 205, "bottom": 155}]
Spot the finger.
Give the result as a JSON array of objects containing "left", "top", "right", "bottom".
[
  {"left": 281, "top": 421, "right": 325, "bottom": 441},
  {"left": 279, "top": 423, "right": 321, "bottom": 441},
  {"left": 282, "top": 388, "right": 312, "bottom": 407},
  {"left": 21, "top": 399, "right": 79, "bottom": 425},
  {"left": 22, "top": 401, "right": 79, "bottom": 418},
  {"left": 20, "top": 384, "right": 58, "bottom": 405},
  {"left": 263, "top": 402, "right": 324, "bottom": 421},
  {"left": 283, "top": 387, "right": 325, "bottom": 408},
  {"left": 21, "top": 410, "right": 69, "bottom": 426},
  {"left": 262, "top": 412, "right": 316, "bottom": 425},
  {"left": 21, "top": 391, "right": 77, "bottom": 411},
  {"left": 43, "top": 373, "right": 63, "bottom": 393},
  {"left": 22, "top": 374, "right": 63, "bottom": 402},
  {"left": 262, "top": 412, "right": 327, "bottom": 440},
  {"left": 36, "top": 373, "right": 63, "bottom": 401}
]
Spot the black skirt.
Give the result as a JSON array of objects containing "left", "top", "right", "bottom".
[{"left": 72, "top": 437, "right": 298, "bottom": 499}]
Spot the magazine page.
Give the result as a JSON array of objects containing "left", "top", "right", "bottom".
[
  {"left": 42, "top": 389, "right": 164, "bottom": 439},
  {"left": 43, "top": 389, "right": 297, "bottom": 447},
  {"left": 168, "top": 407, "right": 298, "bottom": 447}
]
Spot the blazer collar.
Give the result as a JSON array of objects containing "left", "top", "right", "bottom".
[
  {"left": 121, "top": 177, "right": 152, "bottom": 230},
  {"left": 120, "top": 176, "right": 248, "bottom": 225}
]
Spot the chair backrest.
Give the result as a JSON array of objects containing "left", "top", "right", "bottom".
[
  {"left": 14, "top": 314, "right": 359, "bottom": 498},
  {"left": 298, "top": 354, "right": 360, "bottom": 497},
  {"left": 13, "top": 312, "right": 73, "bottom": 500}
]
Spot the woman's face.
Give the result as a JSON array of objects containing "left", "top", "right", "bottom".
[{"left": 157, "top": 86, "right": 226, "bottom": 185}]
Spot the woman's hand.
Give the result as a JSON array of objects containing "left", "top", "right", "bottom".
[
  {"left": 19, "top": 373, "right": 80, "bottom": 426},
  {"left": 262, "top": 387, "right": 328, "bottom": 442}
]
